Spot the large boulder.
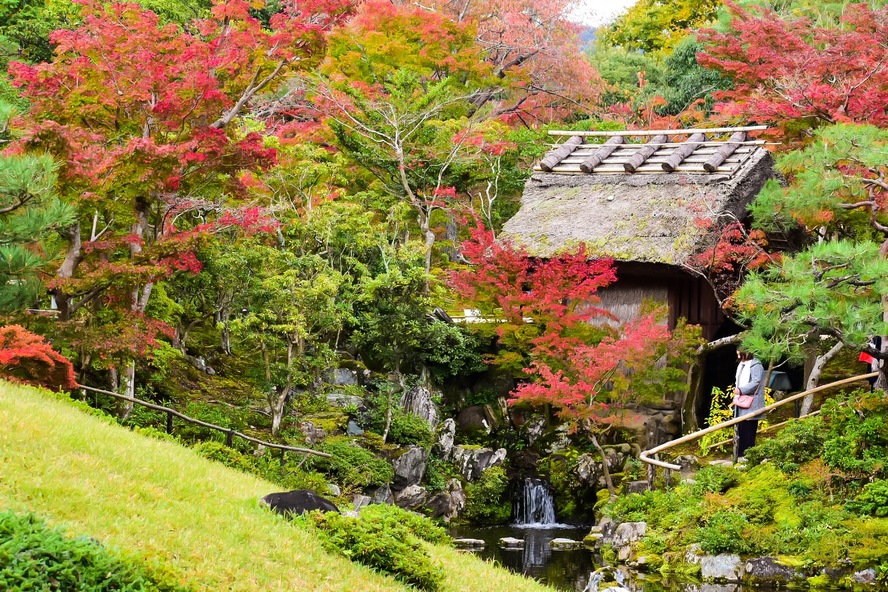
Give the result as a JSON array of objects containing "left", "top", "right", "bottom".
[
  {"left": 392, "top": 445, "right": 428, "bottom": 488},
  {"left": 451, "top": 446, "right": 507, "bottom": 482},
  {"left": 434, "top": 418, "right": 456, "bottom": 461},
  {"left": 326, "top": 392, "right": 365, "bottom": 410},
  {"left": 425, "top": 479, "right": 466, "bottom": 522},
  {"left": 400, "top": 385, "right": 439, "bottom": 428},
  {"left": 393, "top": 484, "right": 429, "bottom": 511},
  {"left": 612, "top": 521, "right": 646, "bottom": 562},
  {"left": 326, "top": 368, "right": 358, "bottom": 386},
  {"left": 744, "top": 557, "right": 804, "bottom": 586},
  {"left": 575, "top": 447, "right": 631, "bottom": 487},
  {"left": 701, "top": 555, "right": 744, "bottom": 582},
  {"left": 368, "top": 484, "right": 393, "bottom": 505},
  {"left": 261, "top": 490, "right": 339, "bottom": 516},
  {"left": 455, "top": 405, "right": 499, "bottom": 436}
]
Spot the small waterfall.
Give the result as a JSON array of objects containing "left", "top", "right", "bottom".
[{"left": 514, "top": 478, "right": 557, "bottom": 526}]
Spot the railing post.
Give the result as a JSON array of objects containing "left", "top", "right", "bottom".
[
  {"left": 280, "top": 448, "right": 287, "bottom": 467},
  {"left": 664, "top": 467, "right": 672, "bottom": 489},
  {"left": 166, "top": 410, "right": 174, "bottom": 434},
  {"left": 647, "top": 461, "right": 655, "bottom": 491},
  {"left": 226, "top": 429, "right": 234, "bottom": 447}
]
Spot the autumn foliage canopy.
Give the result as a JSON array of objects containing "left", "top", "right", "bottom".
[{"left": 0, "top": 325, "right": 77, "bottom": 391}]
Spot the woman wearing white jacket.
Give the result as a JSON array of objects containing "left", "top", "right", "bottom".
[{"left": 732, "top": 349, "right": 767, "bottom": 458}]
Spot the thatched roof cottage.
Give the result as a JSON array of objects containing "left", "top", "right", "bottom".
[{"left": 501, "top": 126, "right": 777, "bottom": 435}]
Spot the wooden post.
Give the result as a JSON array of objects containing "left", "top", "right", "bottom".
[
  {"left": 226, "top": 429, "right": 234, "bottom": 447},
  {"left": 647, "top": 460, "right": 655, "bottom": 491},
  {"left": 703, "top": 131, "right": 746, "bottom": 172},
  {"left": 624, "top": 134, "right": 668, "bottom": 173},
  {"left": 662, "top": 133, "right": 706, "bottom": 172},
  {"left": 166, "top": 410, "right": 173, "bottom": 434},
  {"left": 580, "top": 135, "right": 624, "bottom": 173},
  {"left": 280, "top": 448, "right": 287, "bottom": 467},
  {"left": 540, "top": 136, "right": 583, "bottom": 172},
  {"left": 664, "top": 468, "right": 672, "bottom": 489}
]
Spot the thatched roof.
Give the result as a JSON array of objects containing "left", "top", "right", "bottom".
[{"left": 501, "top": 127, "right": 776, "bottom": 265}]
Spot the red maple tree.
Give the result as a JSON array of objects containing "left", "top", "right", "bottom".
[
  {"left": 7, "top": 0, "right": 328, "bottom": 401},
  {"left": 698, "top": 2, "right": 888, "bottom": 136},
  {"left": 0, "top": 325, "right": 78, "bottom": 391},
  {"left": 452, "top": 225, "right": 699, "bottom": 496}
]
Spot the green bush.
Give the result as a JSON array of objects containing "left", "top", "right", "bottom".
[
  {"left": 821, "top": 392, "right": 888, "bottom": 479},
  {"left": 0, "top": 511, "right": 189, "bottom": 592},
  {"left": 192, "top": 441, "right": 332, "bottom": 495},
  {"left": 691, "top": 465, "right": 740, "bottom": 495},
  {"left": 314, "top": 437, "right": 394, "bottom": 490},
  {"left": 697, "top": 511, "right": 753, "bottom": 555},
  {"left": 301, "top": 510, "right": 445, "bottom": 591},
  {"left": 463, "top": 466, "right": 511, "bottom": 525},
  {"left": 357, "top": 505, "right": 451, "bottom": 545},
  {"left": 745, "top": 415, "right": 825, "bottom": 471},
  {"left": 847, "top": 480, "right": 888, "bottom": 517},
  {"left": 387, "top": 413, "right": 434, "bottom": 449}
]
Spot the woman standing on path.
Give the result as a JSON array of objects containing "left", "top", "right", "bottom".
[{"left": 732, "top": 349, "right": 767, "bottom": 459}]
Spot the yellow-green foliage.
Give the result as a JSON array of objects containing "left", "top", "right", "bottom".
[{"left": 0, "top": 381, "right": 554, "bottom": 592}]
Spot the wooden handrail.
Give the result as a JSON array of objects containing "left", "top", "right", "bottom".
[
  {"left": 703, "top": 410, "right": 823, "bottom": 450},
  {"left": 78, "top": 384, "right": 331, "bottom": 458},
  {"left": 639, "top": 372, "right": 877, "bottom": 471}
]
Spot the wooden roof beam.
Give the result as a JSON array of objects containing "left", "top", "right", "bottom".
[
  {"left": 548, "top": 125, "right": 767, "bottom": 137},
  {"left": 540, "top": 135, "right": 583, "bottom": 172},
  {"left": 704, "top": 131, "right": 746, "bottom": 172},
  {"left": 662, "top": 132, "right": 706, "bottom": 172},
  {"left": 623, "top": 134, "right": 668, "bottom": 173},
  {"left": 580, "top": 135, "right": 625, "bottom": 173}
]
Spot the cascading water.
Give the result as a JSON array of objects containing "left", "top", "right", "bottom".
[{"left": 514, "top": 477, "right": 557, "bottom": 526}]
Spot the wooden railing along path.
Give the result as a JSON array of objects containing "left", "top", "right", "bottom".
[
  {"left": 639, "top": 372, "right": 877, "bottom": 488},
  {"left": 78, "top": 384, "right": 331, "bottom": 462}
]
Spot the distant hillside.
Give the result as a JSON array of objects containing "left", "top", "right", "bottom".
[{"left": 0, "top": 382, "right": 553, "bottom": 592}]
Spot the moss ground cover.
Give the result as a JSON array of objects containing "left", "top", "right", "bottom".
[
  {"left": 0, "top": 381, "right": 554, "bottom": 592},
  {"left": 604, "top": 389, "right": 888, "bottom": 576}
]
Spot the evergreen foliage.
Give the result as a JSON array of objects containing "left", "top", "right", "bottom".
[
  {"left": 0, "top": 511, "right": 191, "bottom": 592},
  {"left": 300, "top": 507, "right": 447, "bottom": 591}
]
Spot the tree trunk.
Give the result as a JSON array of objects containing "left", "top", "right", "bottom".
[
  {"left": 53, "top": 223, "right": 83, "bottom": 321},
  {"left": 799, "top": 341, "right": 844, "bottom": 415},
  {"left": 588, "top": 432, "right": 616, "bottom": 499},
  {"left": 120, "top": 359, "right": 136, "bottom": 419},
  {"left": 220, "top": 308, "right": 232, "bottom": 355},
  {"left": 270, "top": 388, "right": 287, "bottom": 436}
]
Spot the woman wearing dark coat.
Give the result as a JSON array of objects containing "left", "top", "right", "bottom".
[{"left": 732, "top": 350, "right": 767, "bottom": 459}]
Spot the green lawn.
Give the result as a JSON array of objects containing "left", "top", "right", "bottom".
[{"left": 0, "top": 382, "right": 553, "bottom": 592}]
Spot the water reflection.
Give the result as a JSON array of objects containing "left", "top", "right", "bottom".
[
  {"left": 449, "top": 524, "right": 596, "bottom": 590},
  {"left": 450, "top": 524, "right": 768, "bottom": 592}
]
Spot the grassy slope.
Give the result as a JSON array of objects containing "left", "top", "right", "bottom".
[{"left": 0, "top": 382, "right": 553, "bottom": 592}]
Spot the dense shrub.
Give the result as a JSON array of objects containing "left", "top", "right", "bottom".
[
  {"left": 314, "top": 437, "right": 394, "bottom": 490},
  {"left": 301, "top": 509, "right": 445, "bottom": 591},
  {"left": 192, "top": 441, "right": 331, "bottom": 494},
  {"left": 387, "top": 412, "right": 434, "bottom": 449},
  {"left": 846, "top": 480, "right": 888, "bottom": 517},
  {"left": 357, "top": 504, "right": 451, "bottom": 544},
  {"left": 690, "top": 465, "right": 740, "bottom": 495},
  {"left": 463, "top": 466, "right": 511, "bottom": 525},
  {"left": 820, "top": 391, "right": 888, "bottom": 479},
  {"left": 697, "top": 511, "right": 754, "bottom": 555},
  {"left": 0, "top": 511, "right": 189, "bottom": 591}
]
